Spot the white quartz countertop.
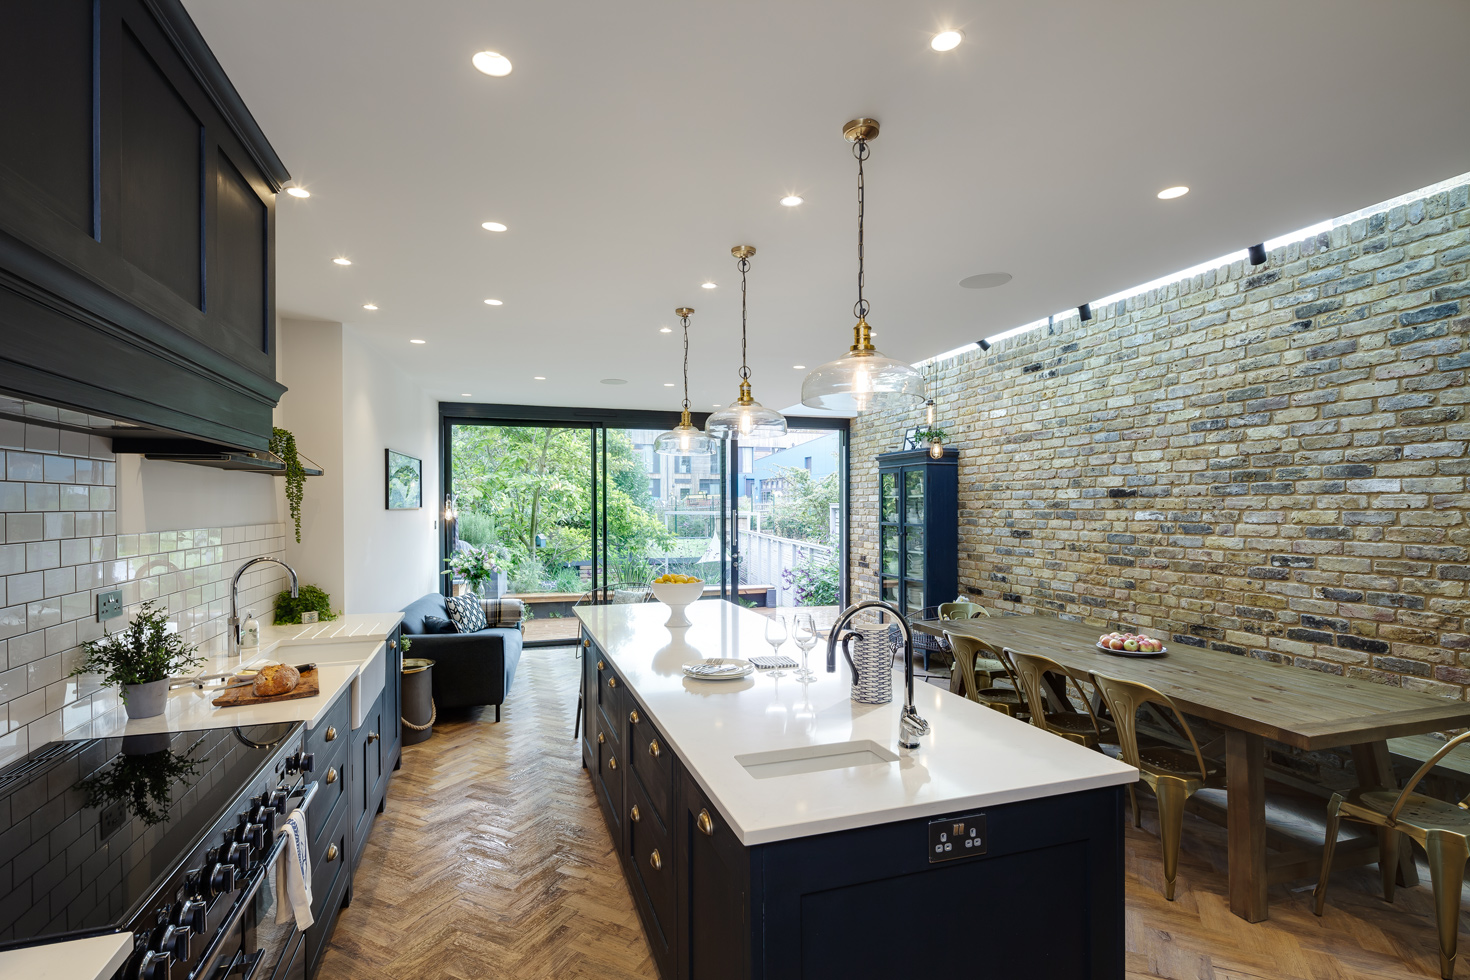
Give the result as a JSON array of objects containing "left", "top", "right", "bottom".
[
  {"left": 0, "top": 932, "right": 132, "bottom": 980},
  {"left": 576, "top": 600, "right": 1137, "bottom": 846}
]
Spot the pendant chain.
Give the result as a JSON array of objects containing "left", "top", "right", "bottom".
[
  {"left": 854, "top": 138, "right": 870, "bottom": 321},
  {"left": 738, "top": 255, "right": 751, "bottom": 382},
  {"left": 680, "top": 312, "right": 691, "bottom": 412}
]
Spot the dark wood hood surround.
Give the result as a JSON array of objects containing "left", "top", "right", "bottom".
[{"left": 0, "top": 0, "right": 289, "bottom": 452}]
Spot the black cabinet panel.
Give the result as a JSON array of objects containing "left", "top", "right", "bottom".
[
  {"left": 876, "top": 449, "right": 957, "bottom": 618},
  {"left": 214, "top": 148, "right": 266, "bottom": 352},
  {"left": 118, "top": 24, "right": 202, "bottom": 307},
  {"left": 0, "top": 0, "right": 93, "bottom": 234}
]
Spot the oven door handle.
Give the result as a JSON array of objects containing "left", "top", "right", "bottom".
[{"left": 192, "top": 832, "right": 288, "bottom": 980}]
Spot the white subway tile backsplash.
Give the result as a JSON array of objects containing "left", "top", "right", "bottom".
[
  {"left": 8, "top": 572, "right": 42, "bottom": 604},
  {"left": 6, "top": 453, "right": 42, "bottom": 481},
  {"left": 6, "top": 513, "right": 41, "bottom": 542},
  {"left": 0, "top": 420, "right": 23, "bottom": 452},
  {"left": 24, "top": 424, "right": 59, "bottom": 454}
]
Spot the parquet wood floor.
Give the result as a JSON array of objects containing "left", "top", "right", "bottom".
[{"left": 318, "top": 648, "right": 1465, "bottom": 980}]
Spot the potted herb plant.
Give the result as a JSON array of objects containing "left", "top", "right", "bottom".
[
  {"left": 71, "top": 601, "right": 203, "bottom": 720},
  {"left": 443, "top": 545, "right": 505, "bottom": 597}
]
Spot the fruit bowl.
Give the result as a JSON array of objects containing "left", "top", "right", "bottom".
[
  {"left": 650, "top": 578, "right": 705, "bottom": 628},
  {"left": 1096, "top": 631, "right": 1167, "bottom": 657}
]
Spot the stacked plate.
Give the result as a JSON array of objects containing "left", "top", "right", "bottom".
[{"left": 682, "top": 658, "right": 754, "bottom": 680}]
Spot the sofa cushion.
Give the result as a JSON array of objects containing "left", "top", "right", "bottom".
[
  {"left": 400, "top": 593, "right": 449, "bottom": 635},
  {"left": 446, "top": 593, "right": 488, "bottom": 632},
  {"left": 481, "top": 597, "right": 524, "bottom": 629},
  {"left": 421, "top": 614, "right": 456, "bottom": 634}
]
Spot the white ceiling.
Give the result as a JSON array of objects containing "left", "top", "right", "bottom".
[{"left": 182, "top": 0, "right": 1470, "bottom": 416}]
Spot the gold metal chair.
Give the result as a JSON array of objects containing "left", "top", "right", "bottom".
[
  {"left": 944, "top": 631, "right": 1026, "bottom": 719},
  {"left": 936, "top": 602, "right": 999, "bottom": 681},
  {"left": 937, "top": 601, "right": 991, "bottom": 620},
  {"left": 1009, "top": 650, "right": 1117, "bottom": 749},
  {"left": 1313, "top": 731, "right": 1470, "bottom": 979},
  {"left": 1091, "top": 671, "right": 1224, "bottom": 900}
]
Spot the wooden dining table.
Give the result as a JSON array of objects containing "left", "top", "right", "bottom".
[{"left": 913, "top": 612, "right": 1470, "bottom": 922}]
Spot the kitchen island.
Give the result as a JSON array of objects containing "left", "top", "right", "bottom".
[{"left": 577, "top": 599, "right": 1137, "bottom": 980}]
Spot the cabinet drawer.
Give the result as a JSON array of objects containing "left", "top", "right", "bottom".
[
  {"left": 628, "top": 706, "right": 672, "bottom": 824},
  {"left": 627, "top": 767, "right": 675, "bottom": 945},
  {"left": 310, "top": 790, "right": 350, "bottom": 922},
  {"left": 596, "top": 661, "right": 623, "bottom": 746},
  {"left": 306, "top": 749, "right": 348, "bottom": 861},
  {"left": 595, "top": 728, "right": 623, "bottom": 835},
  {"left": 306, "top": 692, "right": 351, "bottom": 762}
]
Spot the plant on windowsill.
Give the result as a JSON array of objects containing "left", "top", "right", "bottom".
[
  {"left": 269, "top": 426, "right": 306, "bottom": 544},
  {"left": 273, "top": 584, "right": 339, "bottom": 625},
  {"left": 70, "top": 601, "right": 204, "bottom": 720}
]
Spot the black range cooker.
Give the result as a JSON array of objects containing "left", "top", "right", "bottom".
[{"left": 0, "top": 724, "right": 318, "bottom": 980}]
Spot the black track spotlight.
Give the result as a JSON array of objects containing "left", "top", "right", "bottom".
[
  {"left": 977, "top": 339, "right": 992, "bottom": 352},
  {"left": 1078, "top": 303, "right": 1093, "bottom": 322},
  {"left": 1248, "top": 243, "right": 1267, "bottom": 266}
]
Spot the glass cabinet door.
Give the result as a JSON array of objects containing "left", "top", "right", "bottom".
[
  {"left": 904, "top": 470, "right": 925, "bottom": 525},
  {"left": 880, "top": 472, "right": 898, "bottom": 524}
]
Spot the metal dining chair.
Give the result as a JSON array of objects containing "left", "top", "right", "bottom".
[
  {"left": 944, "top": 631, "right": 1026, "bottom": 719},
  {"left": 1091, "top": 670, "right": 1224, "bottom": 901},
  {"left": 1009, "top": 650, "right": 1117, "bottom": 749},
  {"left": 1313, "top": 730, "right": 1470, "bottom": 980},
  {"left": 937, "top": 600, "right": 991, "bottom": 620}
]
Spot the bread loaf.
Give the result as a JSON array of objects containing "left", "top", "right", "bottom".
[{"left": 253, "top": 663, "right": 300, "bottom": 698}]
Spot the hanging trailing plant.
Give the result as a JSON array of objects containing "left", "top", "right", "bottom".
[{"left": 270, "top": 426, "right": 305, "bottom": 543}]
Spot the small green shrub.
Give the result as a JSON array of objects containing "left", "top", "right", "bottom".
[
  {"left": 273, "top": 585, "right": 338, "bottom": 625},
  {"left": 71, "top": 600, "right": 203, "bottom": 690}
]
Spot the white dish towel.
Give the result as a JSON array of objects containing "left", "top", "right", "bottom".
[{"left": 275, "top": 808, "right": 314, "bottom": 929}]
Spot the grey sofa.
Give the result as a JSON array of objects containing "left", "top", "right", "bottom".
[{"left": 399, "top": 593, "right": 523, "bottom": 721}]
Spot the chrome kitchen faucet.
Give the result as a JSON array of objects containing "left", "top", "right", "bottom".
[
  {"left": 230, "top": 557, "right": 298, "bottom": 656},
  {"left": 827, "top": 598, "right": 930, "bottom": 749}
]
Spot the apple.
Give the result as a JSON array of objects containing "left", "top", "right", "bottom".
[
  {"left": 1108, "top": 638, "right": 1126, "bottom": 650},
  {"left": 1123, "top": 639, "right": 1140, "bottom": 651}
]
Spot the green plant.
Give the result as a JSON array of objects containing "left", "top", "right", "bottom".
[
  {"left": 400, "top": 636, "right": 413, "bottom": 655},
  {"left": 270, "top": 427, "right": 306, "bottom": 543},
  {"left": 272, "top": 584, "right": 338, "bottom": 625},
  {"left": 782, "top": 548, "right": 839, "bottom": 606},
  {"left": 443, "top": 545, "right": 501, "bottom": 593},
  {"left": 912, "top": 428, "right": 947, "bottom": 444},
  {"left": 71, "top": 601, "right": 203, "bottom": 694}
]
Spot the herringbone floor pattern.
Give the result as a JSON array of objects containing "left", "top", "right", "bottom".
[{"left": 319, "top": 648, "right": 1463, "bottom": 980}]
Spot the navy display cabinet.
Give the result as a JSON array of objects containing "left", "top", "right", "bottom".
[{"left": 876, "top": 448, "right": 958, "bottom": 620}]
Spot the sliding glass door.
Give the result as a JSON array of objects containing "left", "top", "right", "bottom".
[{"left": 442, "top": 406, "right": 847, "bottom": 646}]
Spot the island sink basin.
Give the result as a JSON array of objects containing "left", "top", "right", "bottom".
[{"left": 736, "top": 740, "right": 899, "bottom": 780}]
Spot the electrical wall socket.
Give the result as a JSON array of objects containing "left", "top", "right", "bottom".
[{"left": 97, "top": 590, "right": 123, "bottom": 621}]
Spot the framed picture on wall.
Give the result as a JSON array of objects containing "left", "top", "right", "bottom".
[{"left": 386, "top": 449, "right": 422, "bottom": 510}]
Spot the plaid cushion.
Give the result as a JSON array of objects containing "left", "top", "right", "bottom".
[
  {"left": 480, "top": 597, "right": 525, "bottom": 629},
  {"left": 445, "top": 593, "right": 488, "bottom": 632}
]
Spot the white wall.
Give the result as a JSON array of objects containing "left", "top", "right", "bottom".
[
  {"left": 116, "top": 456, "right": 280, "bottom": 533},
  {"left": 275, "top": 318, "right": 437, "bottom": 615}
]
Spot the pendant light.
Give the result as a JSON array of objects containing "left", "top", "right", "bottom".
[
  {"left": 924, "top": 398, "right": 944, "bottom": 458},
  {"left": 801, "top": 118, "right": 927, "bottom": 413},
  {"left": 654, "top": 307, "right": 714, "bottom": 456},
  {"left": 706, "top": 246, "right": 787, "bottom": 440}
]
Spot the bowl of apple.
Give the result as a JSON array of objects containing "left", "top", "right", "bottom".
[
  {"left": 1097, "top": 632, "right": 1166, "bottom": 657},
  {"left": 651, "top": 574, "right": 705, "bottom": 628}
]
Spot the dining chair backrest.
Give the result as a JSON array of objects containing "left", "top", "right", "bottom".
[
  {"left": 1090, "top": 671, "right": 1210, "bottom": 782},
  {"left": 938, "top": 602, "right": 989, "bottom": 620},
  {"left": 944, "top": 631, "right": 1014, "bottom": 703},
  {"left": 1386, "top": 729, "right": 1470, "bottom": 823},
  {"left": 1009, "top": 650, "right": 1103, "bottom": 736}
]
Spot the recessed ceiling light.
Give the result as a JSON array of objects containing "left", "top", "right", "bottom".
[
  {"left": 659, "top": 327, "right": 672, "bottom": 333},
  {"left": 533, "top": 376, "right": 546, "bottom": 381},
  {"left": 410, "top": 339, "right": 426, "bottom": 344},
  {"left": 1157, "top": 186, "right": 1189, "bottom": 200},
  {"left": 484, "top": 298, "right": 503, "bottom": 305},
  {"left": 663, "top": 383, "right": 675, "bottom": 387},
  {"left": 333, "top": 257, "right": 352, "bottom": 266},
  {"left": 481, "top": 221, "right": 508, "bottom": 232},
  {"left": 931, "top": 30, "right": 964, "bottom": 51},
  {"left": 793, "top": 364, "right": 806, "bottom": 370},
  {"left": 959, "top": 272, "right": 1012, "bottom": 289},
  {"left": 362, "top": 303, "right": 378, "bottom": 310},
  {"left": 701, "top": 282, "right": 716, "bottom": 289},
  {"left": 780, "top": 195, "right": 803, "bottom": 207},
  {"left": 461, "top": 393, "right": 472, "bottom": 397},
  {"left": 601, "top": 378, "right": 627, "bottom": 385},
  {"left": 472, "top": 51, "right": 512, "bottom": 76},
  {"left": 285, "top": 186, "right": 310, "bottom": 199}
]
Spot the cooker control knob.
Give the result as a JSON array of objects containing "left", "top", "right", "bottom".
[
  {"left": 179, "top": 898, "right": 208, "bottom": 934},
  {"left": 297, "top": 752, "right": 315, "bottom": 774},
  {"left": 209, "top": 862, "right": 236, "bottom": 897},
  {"left": 138, "top": 950, "right": 171, "bottom": 980},
  {"left": 241, "top": 822, "right": 265, "bottom": 848},
  {"left": 226, "top": 841, "right": 252, "bottom": 874},
  {"left": 160, "top": 923, "right": 191, "bottom": 961},
  {"left": 270, "top": 788, "right": 290, "bottom": 811}
]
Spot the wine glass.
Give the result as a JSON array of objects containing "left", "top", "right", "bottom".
[
  {"left": 792, "top": 612, "right": 819, "bottom": 682},
  {"left": 764, "top": 613, "right": 789, "bottom": 678}
]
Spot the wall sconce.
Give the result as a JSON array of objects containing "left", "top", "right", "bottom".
[
  {"left": 1078, "top": 303, "right": 1093, "bottom": 321},
  {"left": 1248, "top": 243, "right": 1267, "bottom": 266},
  {"left": 977, "top": 339, "right": 991, "bottom": 352},
  {"left": 444, "top": 495, "right": 457, "bottom": 523}
]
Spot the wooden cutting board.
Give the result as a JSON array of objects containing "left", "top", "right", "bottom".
[{"left": 212, "top": 668, "right": 320, "bottom": 708}]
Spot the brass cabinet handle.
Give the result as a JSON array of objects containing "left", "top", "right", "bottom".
[
  {"left": 367, "top": 732, "right": 380, "bottom": 744},
  {"left": 324, "top": 726, "right": 337, "bottom": 742},
  {"left": 630, "top": 804, "right": 641, "bottom": 823},
  {"left": 608, "top": 756, "right": 618, "bottom": 771},
  {"left": 697, "top": 809, "right": 714, "bottom": 837},
  {"left": 608, "top": 677, "right": 617, "bottom": 688},
  {"left": 597, "top": 660, "right": 605, "bottom": 670},
  {"left": 629, "top": 709, "right": 640, "bottom": 724},
  {"left": 325, "top": 843, "right": 339, "bottom": 862},
  {"left": 648, "top": 739, "right": 661, "bottom": 759},
  {"left": 597, "top": 732, "right": 605, "bottom": 744},
  {"left": 583, "top": 639, "right": 591, "bottom": 648},
  {"left": 390, "top": 639, "right": 397, "bottom": 650},
  {"left": 649, "top": 849, "right": 662, "bottom": 871},
  {"left": 325, "top": 767, "right": 338, "bottom": 785}
]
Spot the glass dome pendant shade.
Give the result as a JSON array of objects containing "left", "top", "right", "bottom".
[
  {"left": 655, "top": 308, "right": 714, "bottom": 456},
  {"left": 801, "top": 118, "right": 926, "bottom": 414},
  {"left": 706, "top": 246, "right": 787, "bottom": 441}
]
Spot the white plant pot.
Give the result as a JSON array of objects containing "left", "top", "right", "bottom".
[
  {"left": 650, "top": 581, "right": 705, "bottom": 629},
  {"left": 124, "top": 678, "right": 170, "bottom": 720}
]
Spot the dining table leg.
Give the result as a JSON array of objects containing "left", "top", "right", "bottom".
[
  {"left": 1351, "top": 741, "right": 1421, "bottom": 888},
  {"left": 1227, "top": 729, "right": 1269, "bottom": 921}
]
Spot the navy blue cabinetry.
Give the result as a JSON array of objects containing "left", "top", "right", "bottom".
[{"left": 876, "top": 448, "right": 958, "bottom": 617}]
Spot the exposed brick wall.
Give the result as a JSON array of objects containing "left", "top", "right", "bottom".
[{"left": 850, "top": 183, "right": 1470, "bottom": 700}]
